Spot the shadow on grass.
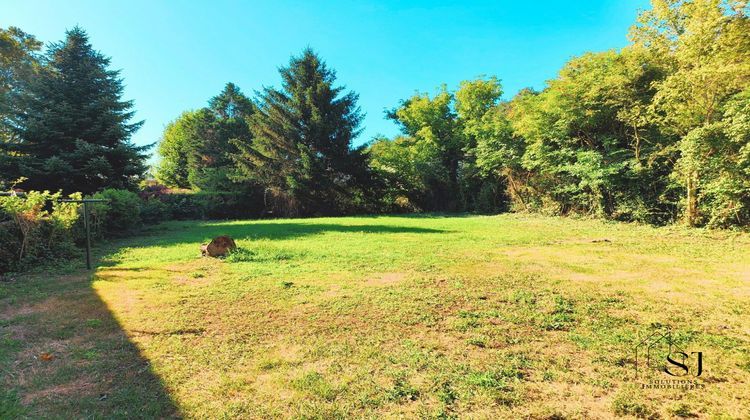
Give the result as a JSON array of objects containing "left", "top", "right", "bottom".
[
  {"left": 108, "top": 220, "right": 449, "bottom": 251},
  {"left": 0, "top": 218, "right": 447, "bottom": 417},
  {"left": 0, "top": 270, "right": 179, "bottom": 418}
]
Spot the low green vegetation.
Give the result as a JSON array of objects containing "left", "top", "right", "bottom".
[{"left": 2, "top": 214, "right": 748, "bottom": 418}]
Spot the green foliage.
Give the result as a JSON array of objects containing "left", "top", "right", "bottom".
[
  {"left": 0, "top": 190, "right": 81, "bottom": 274},
  {"left": 504, "top": 50, "right": 675, "bottom": 221},
  {"left": 386, "top": 87, "right": 463, "bottom": 210},
  {"left": 156, "top": 83, "right": 255, "bottom": 191},
  {"left": 368, "top": 135, "right": 445, "bottom": 211},
  {"left": 91, "top": 189, "right": 142, "bottom": 234},
  {"left": 0, "top": 26, "right": 41, "bottom": 162},
  {"left": 5, "top": 1, "right": 747, "bottom": 228},
  {"left": 292, "top": 372, "right": 340, "bottom": 401},
  {"left": 225, "top": 246, "right": 296, "bottom": 263},
  {"left": 630, "top": 0, "right": 750, "bottom": 226},
  {"left": 156, "top": 190, "right": 264, "bottom": 220},
  {"left": 139, "top": 198, "right": 171, "bottom": 225},
  {"left": 2, "top": 27, "right": 148, "bottom": 194},
  {"left": 386, "top": 375, "right": 420, "bottom": 402},
  {"left": 231, "top": 48, "right": 373, "bottom": 216},
  {"left": 0, "top": 389, "right": 24, "bottom": 419},
  {"left": 373, "top": 0, "right": 750, "bottom": 227},
  {"left": 611, "top": 387, "right": 657, "bottom": 418},
  {"left": 375, "top": 78, "right": 507, "bottom": 213}
]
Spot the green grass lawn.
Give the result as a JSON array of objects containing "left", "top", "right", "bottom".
[{"left": 2, "top": 214, "right": 749, "bottom": 418}]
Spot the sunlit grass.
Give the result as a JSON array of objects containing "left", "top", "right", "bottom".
[{"left": 2, "top": 214, "right": 749, "bottom": 418}]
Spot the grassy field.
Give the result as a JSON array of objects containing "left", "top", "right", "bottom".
[{"left": 1, "top": 214, "right": 749, "bottom": 418}]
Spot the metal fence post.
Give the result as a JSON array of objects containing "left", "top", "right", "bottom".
[{"left": 83, "top": 201, "right": 91, "bottom": 270}]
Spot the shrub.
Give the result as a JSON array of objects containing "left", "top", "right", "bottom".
[
  {"left": 140, "top": 198, "right": 171, "bottom": 224},
  {"left": 158, "top": 190, "right": 264, "bottom": 220},
  {"left": 91, "top": 189, "right": 142, "bottom": 234},
  {"left": 0, "top": 191, "right": 81, "bottom": 274}
]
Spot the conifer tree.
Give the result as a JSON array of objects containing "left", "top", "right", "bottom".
[
  {"left": 5, "top": 27, "right": 148, "bottom": 193},
  {"left": 231, "top": 48, "right": 368, "bottom": 215},
  {"left": 156, "top": 82, "right": 254, "bottom": 191}
]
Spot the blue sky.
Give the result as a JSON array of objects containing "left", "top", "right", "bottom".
[{"left": 2, "top": 0, "right": 651, "bottom": 160}]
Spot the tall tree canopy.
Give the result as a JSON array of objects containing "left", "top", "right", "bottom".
[
  {"left": 231, "top": 48, "right": 371, "bottom": 215},
  {"left": 632, "top": 0, "right": 750, "bottom": 226},
  {"left": 370, "top": 0, "right": 749, "bottom": 227},
  {"left": 156, "top": 82, "right": 255, "bottom": 191},
  {"left": 0, "top": 27, "right": 42, "bottom": 185},
  {"left": 371, "top": 78, "right": 508, "bottom": 212},
  {"left": 2, "top": 27, "right": 148, "bottom": 194}
]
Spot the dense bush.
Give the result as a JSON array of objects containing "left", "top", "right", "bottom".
[
  {"left": 0, "top": 184, "right": 274, "bottom": 274},
  {"left": 0, "top": 191, "right": 81, "bottom": 274},
  {"left": 159, "top": 191, "right": 265, "bottom": 220},
  {"left": 140, "top": 198, "right": 171, "bottom": 224},
  {"left": 91, "top": 189, "right": 142, "bottom": 235}
]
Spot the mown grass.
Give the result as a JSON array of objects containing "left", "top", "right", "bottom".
[{"left": 1, "top": 214, "right": 749, "bottom": 418}]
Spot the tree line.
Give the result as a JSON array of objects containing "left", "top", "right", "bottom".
[
  {"left": 370, "top": 0, "right": 749, "bottom": 227},
  {"left": 2, "top": 0, "right": 749, "bottom": 227}
]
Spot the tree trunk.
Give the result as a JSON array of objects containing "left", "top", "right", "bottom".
[{"left": 685, "top": 172, "right": 698, "bottom": 226}]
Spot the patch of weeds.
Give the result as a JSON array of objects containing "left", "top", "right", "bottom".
[
  {"left": 85, "top": 318, "right": 103, "bottom": 328},
  {"left": 466, "top": 370, "right": 510, "bottom": 390},
  {"left": 466, "top": 366, "right": 521, "bottom": 390},
  {"left": 700, "top": 332, "right": 743, "bottom": 351},
  {"left": 387, "top": 375, "right": 420, "bottom": 402},
  {"left": 466, "top": 353, "right": 528, "bottom": 392},
  {"left": 84, "top": 349, "right": 100, "bottom": 360},
  {"left": 189, "top": 271, "right": 205, "bottom": 279},
  {"left": 399, "top": 341, "right": 435, "bottom": 370},
  {"left": 589, "top": 377, "right": 612, "bottom": 389},
  {"left": 280, "top": 281, "right": 294, "bottom": 289},
  {"left": 70, "top": 346, "right": 100, "bottom": 361},
  {"left": 257, "top": 357, "right": 283, "bottom": 370},
  {"left": 602, "top": 295, "right": 625, "bottom": 308},
  {"left": 467, "top": 336, "right": 487, "bottom": 348},
  {"left": 510, "top": 290, "right": 536, "bottom": 305},
  {"left": 434, "top": 408, "right": 458, "bottom": 420},
  {"left": 226, "top": 246, "right": 298, "bottom": 263},
  {"left": 293, "top": 400, "right": 348, "bottom": 419},
  {"left": 568, "top": 333, "right": 592, "bottom": 349},
  {"left": 611, "top": 388, "right": 657, "bottom": 419},
  {"left": 466, "top": 368, "right": 523, "bottom": 406},
  {"left": 540, "top": 295, "right": 575, "bottom": 331},
  {"left": 453, "top": 311, "right": 481, "bottom": 331},
  {"left": 670, "top": 403, "right": 696, "bottom": 418},
  {"left": 436, "top": 381, "right": 457, "bottom": 406},
  {"left": 671, "top": 329, "right": 699, "bottom": 345},
  {"left": 739, "top": 357, "right": 750, "bottom": 373},
  {"left": 292, "top": 372, "right": 339, "bottom": 401}
]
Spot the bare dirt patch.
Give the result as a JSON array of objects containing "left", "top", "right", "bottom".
[
  {"left": 364, "top": 272, "right": 407, "bottom": 287},
  {"left": 0, "top": 295, "right": 74, "bottom": 321},
  {"left": 21, "top": 377, "right": 96, "bottom": 405}
]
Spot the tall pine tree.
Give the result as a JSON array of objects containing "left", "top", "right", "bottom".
[
  {"left": 4, "top": 27, "right": 148, "bottom": 194},
  {"left": 231, "top": 48, "right": 369, "bottom": 215},
  {"left": 197, "top": 82, "right": 254, "bottom": 191}
]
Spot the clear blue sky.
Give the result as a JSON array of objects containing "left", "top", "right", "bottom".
[{"left": 2, "top": 0, "right": 650, "bottom": 161}]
